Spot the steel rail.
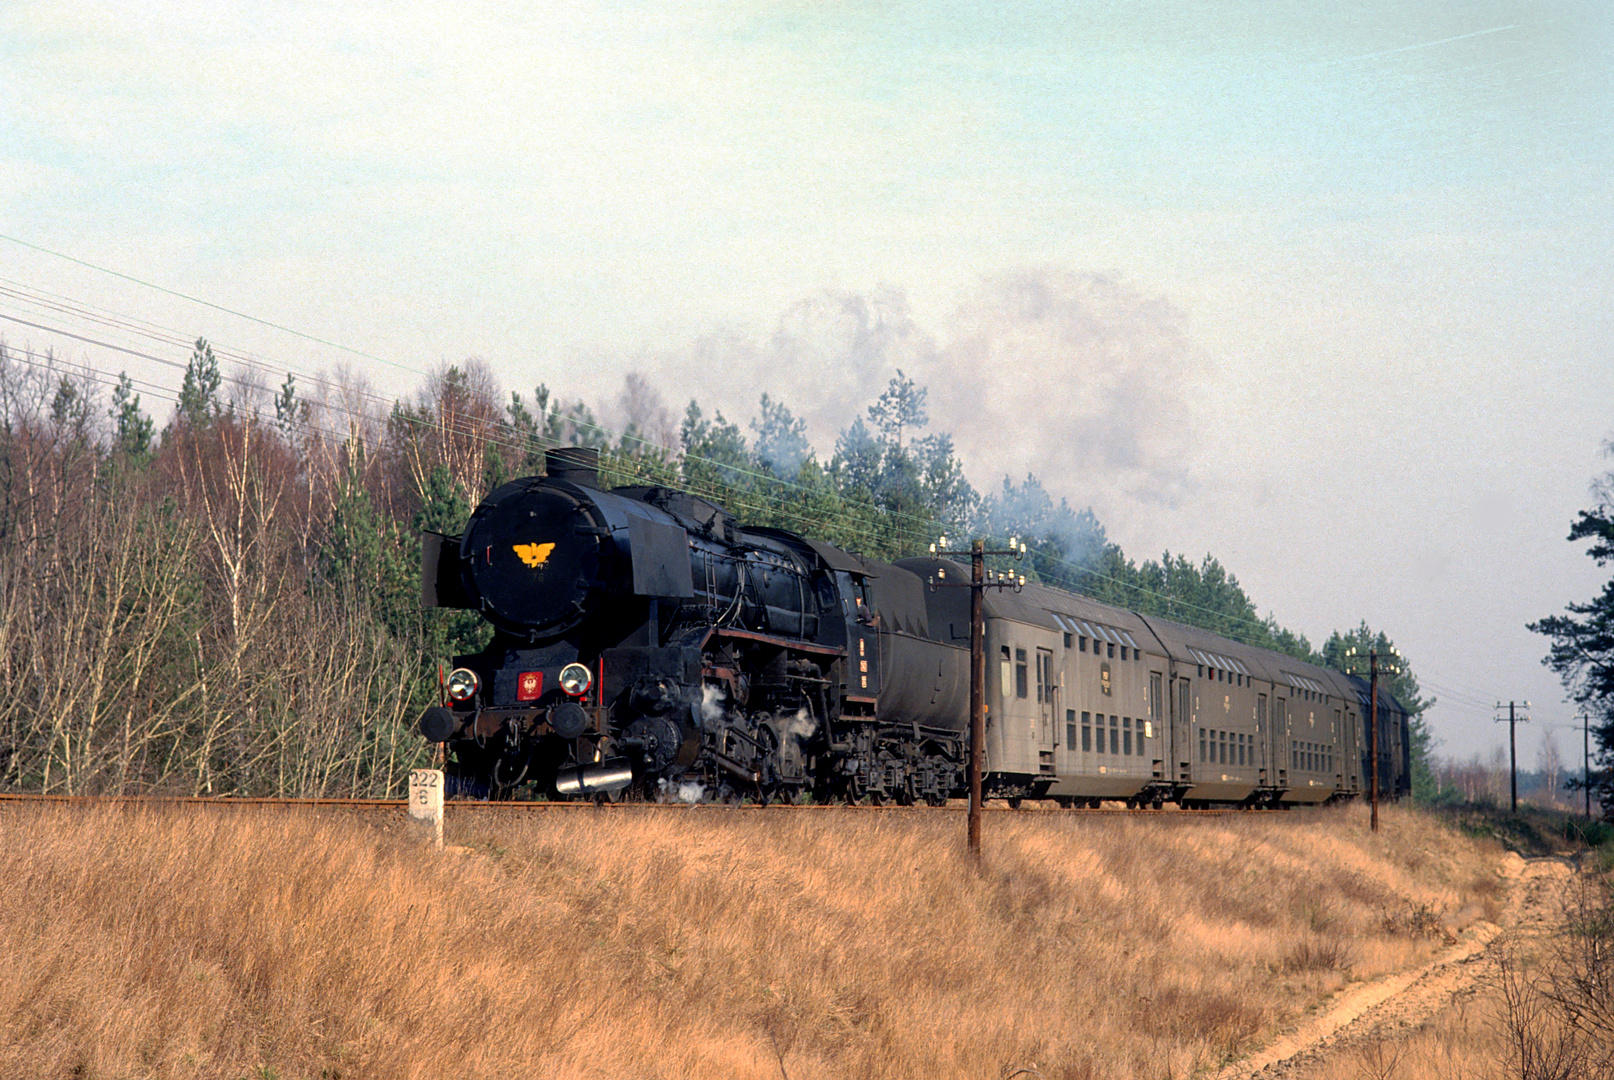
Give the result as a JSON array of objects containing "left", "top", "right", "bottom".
[{"left": 0, "top": 791, "right": 1264, "bottom": 815}]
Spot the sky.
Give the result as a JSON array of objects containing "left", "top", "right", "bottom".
[{"left": 3, "top": 1, "right": 1612, "bottom": 767}]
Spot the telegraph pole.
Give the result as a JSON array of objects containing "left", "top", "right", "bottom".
[
  {"left": 1580, "top": 709, "right": 1592, "bottom": 821},
  {"left": 929, "top": 535, "right": 1025, "bottom": 858},
  {"left": 969, "top": 542, "right": 985, "bottom": 854},
  {"left": 1370, "top": 652, "right": 1380, "bottom": 833},
  {"left": 1494, "top": 701, "right": 1530, "bottom": 813},
  {"left": 1344, "top": 646, "right": 1399, "bottom": 833}
]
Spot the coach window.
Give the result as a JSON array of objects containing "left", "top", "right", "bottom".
[
  {"left": 1110, "top": 715, "right": 1120, "bottom": 755},
  {"left": 1066, "top": 709, "right": 1077, "bottom": 751},
  {"left": 1015, "top": 648, "right": 1029, "bottom": 699},
  {"left": 1198, "top": 727, "right": 1207, "bottom": 763},
  {"left": 1094, "top": 714, "right": 1104, "bottom": 755},
  {"left": 1120, "top": 646, "right": 1129, "bottom": 661},
  {"left": 1079, "top": 636, "right": 1087, "bottom": 652},
  {"left": 1122, "top": 716, "right": 1132, "bottom": 756},
  {"left": 1082, "top": 711, "right": 1092, "bottom": 752},
  {"left": 1064, "top": 632, "right": 1073, "bottom": 648}
]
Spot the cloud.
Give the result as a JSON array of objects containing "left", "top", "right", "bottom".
[
  {"left": 640, "top": 268, "right": 1201, "bottom": 523},
  {"left": 648, "top": 287, "right": 940, "bottom": 447},
  {"left": 931, "top": 268, "right": 1199, "bottom": 510}
]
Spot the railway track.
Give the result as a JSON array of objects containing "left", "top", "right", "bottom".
[{"left": 0, "top": 791, "right": 1253, "bottom": 815}]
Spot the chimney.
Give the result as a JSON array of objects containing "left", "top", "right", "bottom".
[{"left": 545, "top": 446, "right": 600, "bottom": 488}]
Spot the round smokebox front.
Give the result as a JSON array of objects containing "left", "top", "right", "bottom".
[{"left": 461, "top": 481, "right": 605, "bottom": 636}]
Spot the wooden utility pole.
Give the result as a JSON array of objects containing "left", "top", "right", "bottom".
[
  {"left": 968, "top": 541, "right": 985, "bottom": 855},
  {"left": 1580, "top": 709, "right": 1592, "bottom": 822},
  {"left": 1345, "top": 646, "right": 1396, "bottom": 834},
  {"left": 1370, "top": 651, "right": 1380, "bottom": 834},
  {"left": 928, "top": 536, "right": 1025, "bottom": 858},
  {"left": 1495, "top": 701, "right": 1530, "bottom": 813}
]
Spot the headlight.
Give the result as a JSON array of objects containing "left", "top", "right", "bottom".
[
  {"left": 446, "top": 667, "right": 480, "bottom": 702},
  {"left": 558, "top": 662, "right": 593, "bottom": 697}
]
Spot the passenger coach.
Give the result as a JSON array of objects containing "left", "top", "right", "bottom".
[{"left": 900, "top": 559, "right": 1410, "bottom": 809}]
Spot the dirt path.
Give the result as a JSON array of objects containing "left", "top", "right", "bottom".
[{"left": 1217, "top": 852, "right": 1574, "bottom": 1079}]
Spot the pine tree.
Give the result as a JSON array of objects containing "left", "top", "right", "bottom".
[
  {"left": 1529, "top": 447, "right": 1614, "bottom": 812},
  {"left": 109, "top": 372, "right": 154, "bottom": 459},
  {"left": 177, "top": 338, "right": 222, "bottom": 427}
]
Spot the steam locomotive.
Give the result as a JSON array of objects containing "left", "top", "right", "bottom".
[{"left": 419, "top": 447, "right": 1410, "bottom": 806}]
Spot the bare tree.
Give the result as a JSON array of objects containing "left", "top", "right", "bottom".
[{"left": 1539, "top": 731, "right": 1565, "bottom": 808}]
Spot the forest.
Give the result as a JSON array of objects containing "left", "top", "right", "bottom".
[{"left": 0, "top": 337, "right": 1430, "bottom": 796}]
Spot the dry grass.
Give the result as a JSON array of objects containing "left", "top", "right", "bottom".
[
  {"left": 1271, "top": 857, "right": 1614, "bottom": 1080},
  {"left": 1, "top": 801, "right": 1500, "bottom": 1080}
]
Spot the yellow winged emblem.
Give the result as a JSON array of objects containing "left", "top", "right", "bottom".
[{"left": 513, "top": 542, "right": 557, "bottom": 568}]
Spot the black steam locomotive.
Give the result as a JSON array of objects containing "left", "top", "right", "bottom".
[{"left": 420, "top": 447, "right": 1410, "bottom": 806}]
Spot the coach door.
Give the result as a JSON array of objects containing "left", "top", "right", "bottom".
[
  {"left": 1150, "top": 671, "right": 1165, "bottom": 779},
  {"left": 1036, "top": 647, "right": 1057, "bottom": 778},
  {"left": 1257, "top": 693, "right": 1269, "bottom": 785},
  {"left": 1173, "top": 676, "right": 1192, "bottom": 785},
  {"left": 1036, "top": 648, "right": 1055, "bottom": 746},
  {"left": 1342, "top": 707, "right": 1361, "bottom": 790},
  {"left": 1273, "top": 697, "right": 1290, "bottom": 788}
]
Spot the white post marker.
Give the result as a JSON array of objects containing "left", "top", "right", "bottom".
[{"left": 409, "top": 768, "right": 444, "bottom": 849}]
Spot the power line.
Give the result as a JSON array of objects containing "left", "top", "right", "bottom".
[
  {"left": 3, "top": 332, "right": 1516, "bottom": 735},
  {"left": 0, "top": 287, "right": 961, "bottom": 543},
  {"left": 0, "top": 234, "right": 419, "bottom": 374},
  {"left": 0, "top": 253, "right": 1486, "bottom": 693},
  {"left": 0, "top": 303, "right": 1426, "bottom": 663}
]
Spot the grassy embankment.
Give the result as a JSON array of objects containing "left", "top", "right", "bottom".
[
  {"left": 1282, "top": 803, "right": 1614, "bottom": 1080},
  {"left": 4, "top": 802, "right": 1515, "bottom": 1079}
]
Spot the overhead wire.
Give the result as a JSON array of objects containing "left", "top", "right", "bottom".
[
  {"left": 0, "top": 296, "right": 1416, "bottom": 659},
  {"left": 0, "top": 240, "right": 963, "bottom": 531},
  {"left": 0, "top": 305, "right": 904, "bottom": 544},
  {"left": 0, "top": 233, "right": 418, "bottom": 374},
  {"left": 0, "top": 239, "right": 1497, "bottom": 704},
  {"left": 0, "top": 279, "right": 952, "bottom": 545},
  {"left": 10, "top": 319, "right": 1501, "bottom": 715}
]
